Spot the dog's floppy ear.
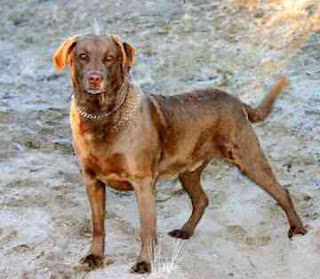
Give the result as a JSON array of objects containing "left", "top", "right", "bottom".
[
  {"left": 123, "top": 42, "right": 136, "bottom": 70},
  {"left": 53, "top": 36, "right": 79, "bottom": 71},
  {"left": 111, "top": 35, "right": 136, "bottom": 71}
]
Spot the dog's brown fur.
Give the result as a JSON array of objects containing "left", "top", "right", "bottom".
[{"left": 53, "top": 34, "right": 307, "bottom": 274}]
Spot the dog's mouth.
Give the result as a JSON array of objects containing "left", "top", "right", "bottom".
[{"left": 85, "top": 89, "right": 105, "bottom": 95}]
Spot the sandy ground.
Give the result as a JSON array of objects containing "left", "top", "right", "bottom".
[{"left": 1, "top": 0, "right": 320, "bottom": 278}]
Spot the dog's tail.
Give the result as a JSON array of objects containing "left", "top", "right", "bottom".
[{"left": 244, "top": 77, "right": 289, "bottom": 123}]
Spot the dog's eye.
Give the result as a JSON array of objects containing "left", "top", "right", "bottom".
[
  {"left": 79, "top": 53, "right": 88, "bottom": 60},
  {"left": 104, "top": 56, "right": 114, "bottom": 63}
]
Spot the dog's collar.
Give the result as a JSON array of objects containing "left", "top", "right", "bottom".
[{"left": 73, "top": 80, "right": 128, "bottom": 121}]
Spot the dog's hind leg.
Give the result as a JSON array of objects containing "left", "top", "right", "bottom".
[
  {"left": 226, "top": 125, "right": 307, "bottom": 238},
  {"left": 169, "top": 162, "right": 209, "bottom": 239}
]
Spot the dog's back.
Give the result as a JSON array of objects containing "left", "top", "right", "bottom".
[{"left": 153, "top": 77, "right": 288, "bottom": 128}]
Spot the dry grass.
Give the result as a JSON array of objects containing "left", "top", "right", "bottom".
[{"left": 148, "top": 239, "right": 186, "bottom": 278}]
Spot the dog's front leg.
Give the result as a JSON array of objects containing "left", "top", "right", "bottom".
[
  {"left": 80, "top": 171, "right": 106, "bottom": 269},
  {"left": 131, "top": 178, "right": 156, "bottom": 274}
]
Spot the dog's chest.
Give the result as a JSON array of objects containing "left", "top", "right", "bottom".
[{"left": 73, "top": 130, "right": 135, "bottom": 189}]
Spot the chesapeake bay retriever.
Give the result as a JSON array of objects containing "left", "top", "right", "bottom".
[{"left": 53, "top": 34, "right": 307, "bottom": 274}]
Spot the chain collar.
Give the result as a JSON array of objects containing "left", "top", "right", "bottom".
[{"left": 73, "top": 80, "right": 128, "bottom": 121}]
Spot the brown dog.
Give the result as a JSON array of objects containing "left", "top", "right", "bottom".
[{"left": 53, "top": 34, "right": 307, "bottom": 274}]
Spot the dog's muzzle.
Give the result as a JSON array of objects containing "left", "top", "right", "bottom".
[{"left": 85, "top": 71, "right": 106, "bottom": 95}]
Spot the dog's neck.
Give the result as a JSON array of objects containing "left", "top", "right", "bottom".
[
  {"left": 72, "top": 80, "right": 142, "bottom": 132},
  {"left": 72, "top": 79, "right": 129, "bottom": 122}
]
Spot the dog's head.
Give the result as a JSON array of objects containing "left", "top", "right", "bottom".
[{"left": 53, "top": 34, "right": 136, "bottom": 98}]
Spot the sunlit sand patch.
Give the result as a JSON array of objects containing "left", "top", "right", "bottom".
[
  {"left": 234, "top": 0, "right": 320, "bottom": 76},
  {"left": 262, "top": 1, "right": 319, "bottom": 63},
  {"left": 234, "top": 0, "right": 260, "bottom": 12},
  {"left": 234, "top": 0, "right": 320, "bottom": 40}
]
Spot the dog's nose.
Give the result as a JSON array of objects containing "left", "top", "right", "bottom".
[{"left": 88, "top": 74, "right": 103, "bottom": 85}]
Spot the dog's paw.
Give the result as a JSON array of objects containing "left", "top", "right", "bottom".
[
  {"left": 168, "top": 229, "right": 192, "bottom": 239},
  {"left": 76, "top": 254, "right": 110, "bottom": 270},
  {"left": 130, "top": 261, "right": 151, "bottom": 274},
  {"left": 288, "top": 226, "right": 308, "bottom": 238}
]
